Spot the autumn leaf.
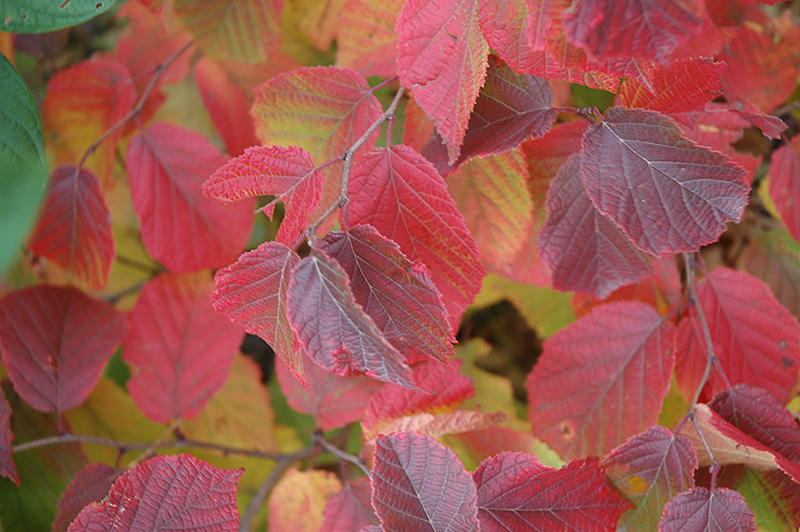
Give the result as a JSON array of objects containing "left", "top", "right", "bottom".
[
  {"left": 658, "top": 488, "right": 755, "bottom": 532},
  {"left": 269, "top": 469, "right": 342, "bottom": 532}
]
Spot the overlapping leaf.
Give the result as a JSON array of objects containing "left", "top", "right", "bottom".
[
  {"left": 210, "top": 241, "right": 304, "bottom": 380},
  {"left": 718, "top": 467, "right": 800, "bottom": 532},
  {"left": 123, "top": 273, "right": 243, "bottom": 423},
  {"left": 67, "top": 455, "right": 242, "bottom": 532},
  {"left": 539, "top": 154, "right": 651, "bottom": 299},
  {"left": 319, "top": 225, "right": 454, "bottom": 363},
  {"left": 675, "top": 268, "right": 800, "bottom": 403},
  {"left": 396, "top": 0, "right": 489, "bottom": 163},
  {"left": 580, "top": 107, "right": 749, "bottom": 256},
  {"left": 286, "top": 250, "right": 414, "bottom": 388},
  {"left": 268, "top": 469, "right": 342, "bottom": 532},
  {"left": 0, "top": 387, "right": 17, "bottom": 485},
  {"left": 769, "top": 138, "right": 800, "bottom": 243},
  {"left": 372, "top": 430, "right": 479, "bottom": 531},
  {"left": 126, "top": 122, "right": 253, "bottom": 272},
  {"left": 29, "top": 166, "right": 114, "bottom": 289},
  {"left": 336, "top": 0, "right": 402, "bottom": 77},
  {"left": 321, "top": 477, "right": 377, "bottom": 532},
  {"left": 477, "top": 0, "right": 540, "bottom": 73},
  {"left": 473, "top": 453, "right": 629, "bottom": 531},
  {"left": 0, "top": 286, "right": 125, "bottom": 415},
  {"left": 527, "top": 301, "right": 675, "bottom": 459},
  {"left": 602, "top": 427, "right": 698, "bottom": 532},
  {"left": 347, "top": 145, "right": 485, "bottom": 330},
  {"left": 659, "top": 488, "right": 755, "bottom": 532},
  {"left": 52, "top": 463, "right": 115, "bottom": 532},
  {"left": 373, "top": 410, "right": 506, "bottom": 441}
]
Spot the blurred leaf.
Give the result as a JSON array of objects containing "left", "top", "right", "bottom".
[{"left": 0, "top": 0, "right": 121, "bottom": 33}]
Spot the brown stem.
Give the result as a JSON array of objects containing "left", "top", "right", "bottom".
[{"left": 313, "top": 430, "right": 371, "bottom": 478}]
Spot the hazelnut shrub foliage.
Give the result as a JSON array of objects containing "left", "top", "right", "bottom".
[{"left": 1, "top": 0, "right": 800, "bottom": 531}]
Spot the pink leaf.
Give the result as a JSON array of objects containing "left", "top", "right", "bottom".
[
  {"left": 319, "top": 225, "right": 454, "bottom": 364},
  {"left": 562, "top": 0, "right": 707, "bottom": 62},
  {"left": 675, "top": 268, "right": 800, "bottom": 404},
  {"left": 659, "top": 488, "right": 755, "bottom": 532},
  {"left": 478, "top": 0, "right": 540, "bottom": 72},
  {"left": 397, "top": 0, "right": 489, "bottom": 163},
  {"left": 527, "top": 301, "right": 675, "bottom": 459},
  {"left": 473, "top": 453, "right": 630, "bottom": 531},
  {"left": 275, "top": 358, "right": 381, "bottom": 430},
  {"left": 730, "top": 105, "right": 787, "bottom": 140},
  {"left": 321, "top": 477, "right": 377, "bottom": 532},
  {"left": 123, "top": 272, "right": 243, "bottom": 423},
  {"left": 0, "top": 386, "right": 18, "bottom": 485},
  {"left": 348, "top": 145, "right": 485, "bottom": 330},
  {"left": 539, "top": 154, "right": 651, "bottom": 299},
  {"left": 372, "top": 430, "right": 479, "bottom": 531},
  {"left": 421, "top": 55, "right": 554, "bottom": 174},
  {"left": 67, "top": 455, "right": 242, "bottom": 532},
  {"left": 53, "top": 463, "right": 115, "bottom": 532},
  {"left": 580, "top": 107, "right": 749, "bottom": 256},
  {"left": 336, "top": 0, "right": 402, "bottom": 78},
  {"left": 287, "top": 250, "right": 414, "bottom": 388},
  {"left": 603, "top": 426, "right": 698, "bottom": 531},
  {"left": 0, "top": 286, "right": 125, "bottom": 415},
  {"left": 126, "top": 122, "right": 253, "bottom": 272},
  {"left": 29, "top": 166, "right": 114, "bottom": 289},
  {"left": 770, "top": 138, "right": 800, "bottom": 243},
  {"left": 210, "top": 241, "right": 304, "bottom": 381}
]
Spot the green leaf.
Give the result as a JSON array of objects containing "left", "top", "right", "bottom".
[
  {"left": 0, "top": 55, "right": 47, "bottom": 274},
  {"left": 1, "top": 0, "right": 120, "bottom": 33}
]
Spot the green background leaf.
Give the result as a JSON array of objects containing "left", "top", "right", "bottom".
[{"left": 1, "top": 0, "right": 120, "bottom": 33}]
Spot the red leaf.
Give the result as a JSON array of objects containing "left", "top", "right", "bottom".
[
  {"left": 372, "top": 430, "right": 479, "bottom": 532},
  {"left": 619, "top": 58, "right": 725, "bottom": 117},
  {"left": 28, "top": 166, "right": 114, "bottom": 289},
  {"left": 336, "top": 0, "right": 402, "bottom": 78},
  {"left": 478, "top": 0, "right": 540, "bottom": 73},
  {"left": 287, "top": 250, "right": 414, "bottom": 388},
  {"left": 347, "top": 145, "right": 485, "bottom": 330},
  {"left": 539, "top": 154, "right": 651, "bottom": 299},
  {"left": 473, "top": 453, "right": 630, "bottom": 531},
  {"left": 421, "top": 55, "right": 554, "bottom": 174},
  {"left": 319, "top": 225, "right": 454, "bottom": 364},
  {"left": 194, "top": 57, "right": 259, "bottom": 157},
  {"left": 67, "top": 455, "right": 242, "bottom": 532},
  {"left": 603, "top": 427, "right": 698, "bottom": 532},
  {"left": 123, "top": 272, "right": 243, "bottom": 423},
  {"left": 362, "top": 359, "right": 474, "bottom": 440},
  {"left": 730, "top": 105, "right": 787, "bottom": 140},
  {"left": 204, "top": 145, "right": 323, "bottom": 246},
  {"left": 580, "top": 107, "right": 749, "bottom": 256},
  {"left": 524, "top": 120, "right": 588, "bottom": 182},
  {"left": 126, "top": 122, "right": 253, "bottom": 272},
  {"left": 562, "top": 0, "right": 707, "bottom": 62},
  {"left": 53, "top": 463, "right": 115, "bottom": 532},
  {"left": 659, "top": 488, "right": 755, "bottom": 532},
  {"left": 321, "top": 477, "right": 378, "bottom": 532},
  {"left": 397, "top": 0, "right": 489, "bottom": 163},
  {"left": 770, "top": 138, "right": 800, "bottom": 243},
  {"left": 0, "top": 386, "right": 18, "bottom": 485},
  {"left": 275, "top": 357, "right": 381, "bottom": 430},
  {"left": 210, "top": 241, "right": 304, "bottom": 380},
  {"left": 527, "top": 301, "right": 675, "bottom": 459},
  {"left": 675, "top": 268, "right": 800, "bottom": 404},
  {"left": 0, "top": 286, "right": 125, "bottom": 414}
]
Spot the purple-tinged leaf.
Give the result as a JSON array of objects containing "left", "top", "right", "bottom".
[
  {"left": 321, "top": 477, "right": 378, "bottom": 532},
  {"left": 770, "top": 138, "right": 800, "bottom": 243},
  {"left": 372, "top": 430, "right": 479, "bottom": 532},
  {"left": 580, "top": 107, "right": 749, "bottom": 256},
  {"left": 0, "top": 386, "right": 18, "bottom": 485},
  {"left": 53, "top": 463, "right": 115, "bottom": 532},
  {"left": 658, "top": 488, "right": 755, "bottom": 532}
]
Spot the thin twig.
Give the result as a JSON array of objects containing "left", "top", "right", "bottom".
[{"left": 313, "top": 431, "right": 371, "bottom": 478}]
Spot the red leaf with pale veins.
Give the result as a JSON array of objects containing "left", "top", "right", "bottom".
[
  {"left": 539, "top": 154, "right": 651, "bottom": 299},
  {"left": 275, "top": 356, "right": 381, "bottom": 430},
  {"left": 562, "top": 0, "right": 707, "bottom": 62},
  {"left": 619, "top": 58, "right": 725, "bottom": 117},
  {"left": 319, "top": 226, "right": 454, "bottom": 364},
  {"left": 347, "top": 145, "right": 485, "bottom": 331},
  {"left": 336, "top": 0, "right": 402, "bottom": 78},
  {"left": 603, "top": 426, "right": 698, "bottom": 532},
  {"left": 67, "top": 455, "right": 242, "bottom": 532},
  {"left": 372, "top": 430, "right": 479, "bottom": 532},
  {"left": 204, "top": 145, "right": 323, "bottom": 246},
  {"left": 659, "top": 488, "right": 755, "bottom": 532},
  {"left": 397, "top": 0, "right": 489, "bottom": 163},
  {"left": 28, "top": 166, "right": 114, "bottom": 289},
  {"left": 770, "top": 138, "right": 800, "bottom": 243},
  {"left": 447, "top": 149, "right": 534, "bottom": 274},
  {"left": 0, "top": 286, "right": 125, "bottom": 415},
  {"left": 0, "top": 386, "right": 18, "bottom": 485},
  {"left": 123, "top": 273, "right": 243, "bottom": 423},
  {"left": 527, "top": 301, "right": 675, "bottom": 460},
  {"left": 210, "top": 241, "right": 304, "bottom": 381},
  {"left": 321, "top": 477, "right": 377, "bottom": 532},
  {"left": 421, "top": 55, "right": 554, "bottom": 174},
  {"left": 580, "top": 107, "right": 750, "bottom": 256},
  {"left": 126, "top": 122, "right": 253, "bottom": 272},
  {"left": 675, "top": 268, "right": 800, "bottom": 404},
  {"left": 474, "top": 453, "right": 630, "bottom": 532},
  {"left": 287, "top": 250, "right": 415, "bottom": 388},
  {"left": 53, "top": 463, "right": 115, "bottom": 532}
]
